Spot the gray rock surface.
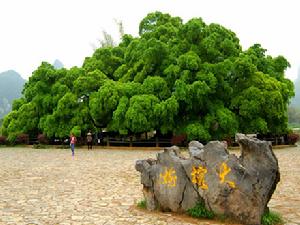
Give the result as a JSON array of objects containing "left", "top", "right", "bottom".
[
  {"left": 188, "top": 140, "right": 204, "bottom": 158},
  {"left": 136, "top": 135, "right": 280, "bottom": 225}
]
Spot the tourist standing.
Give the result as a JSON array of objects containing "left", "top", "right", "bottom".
[{"left": 87, "top": 131, "right": 93, "bottom": 150}]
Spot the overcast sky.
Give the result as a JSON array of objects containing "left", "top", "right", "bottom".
[{"left": 0, "top": 0, "right": 299, "bottom": 80}]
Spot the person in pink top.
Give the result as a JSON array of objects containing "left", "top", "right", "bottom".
[{"left": 70, "top": 133, "right": 77, "bottom": 156}]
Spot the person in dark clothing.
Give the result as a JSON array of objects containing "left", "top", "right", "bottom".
[
  {"left": 97, "top": 131, "right": 103, "bottom": 145},
  {"left": 87, "top": 131, "right": 93, "bottom": 150}
]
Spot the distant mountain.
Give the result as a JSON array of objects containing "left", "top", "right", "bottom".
[
  {"left": 290, "top": 67, "right": 300, "bottom": 108},
  {"left": 53, "top": 59, "right": 64, "bottom": 69},
  {"left": 0, "top": 70, "right": 26, "bottom": 118}
]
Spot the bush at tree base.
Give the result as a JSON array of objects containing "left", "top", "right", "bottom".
[
  {"left": 287, "top": 133, "right": 300, "bottom": 145},
  {"left": 16, "top": 133, "right": 29, "bottom": 144},
  {"left": 37, "top": 134, "right": 49, "bottom": 144},
  {"left": 0, "top": 136, "right": 7, "bottom": 145}
]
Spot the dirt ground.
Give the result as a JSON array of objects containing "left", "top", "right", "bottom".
[{"left": 0, "top": 146, "right": 299, "bottom": 225}]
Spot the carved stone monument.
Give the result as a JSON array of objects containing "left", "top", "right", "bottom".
[{"left": 135, "top": 134, "right": 280, "bottom": 225}]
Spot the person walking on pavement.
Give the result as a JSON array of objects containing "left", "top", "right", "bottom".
[{"left": 70, "top": 133, "right": 77, "bottom": 156}]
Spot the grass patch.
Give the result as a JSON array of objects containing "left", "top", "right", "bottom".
[
  {"left": 186, "top": 202, "right": 215, "bottom": 219},
  {"left": 137, "top": 199, "right": 147, "bottom": 209},
  {"left": 33, "top": 144, "right": 48, "bottom": 149},
  {"left": 262, "top": 211, "right": 283, "bottom": 225},
  {"left": 56, "top": 145, "right": 70, "bottom": 149}
]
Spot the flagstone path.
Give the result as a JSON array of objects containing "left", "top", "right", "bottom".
[{"left": 0, "top": 146, "right": 299, "bottom": 225}]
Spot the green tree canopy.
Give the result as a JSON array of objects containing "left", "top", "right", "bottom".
[{"left": 1, "top": 11, "right": 294, "bottom": 142}]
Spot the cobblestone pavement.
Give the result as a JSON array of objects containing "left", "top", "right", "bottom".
[{"left": 0, "top": 146, "right": 299, "bottom": 225}]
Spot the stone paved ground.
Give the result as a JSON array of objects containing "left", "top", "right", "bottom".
[{"left": 0, "top": 146, "right": 299, "bottom": 225}]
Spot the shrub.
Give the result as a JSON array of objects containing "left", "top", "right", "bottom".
[
  {"left": 171, "top": 134, "right": 187, "bottom": 145},
  {"left": 186, "top": 202, "right": 214, "bottom": 219},
  {"left": 0, "top": 136, "right": 7, "bottom": 145},
  {"left": 137, "top": 199, "right": 147, "bottom": 209},
  {"left": 37, "top": 134, "right": 48, "bottom": 144},
  {"left": 287, "top": 133, "right": 300, "bottom": 145},
  {"left": 7, "top": 133, "right": 17, "bottom": 144},
  {"left": 16, "top": 133, "right": 29, "bottom": 144},
  {"left": 185, "top": 123, "right": 211, "bottom": 142},
  {"left": 261, "top": 211, "right": 283, "bottom": 225}
]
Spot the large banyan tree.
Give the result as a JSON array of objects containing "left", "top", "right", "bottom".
[{"left": 1, "top": 12, "right": 294, "bottom": 142}]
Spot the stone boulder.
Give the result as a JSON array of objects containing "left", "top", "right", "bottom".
[
  {"left": 135, "top": 135, "right": 280, "bottom": 225},
  {"left": 188, "top": 140, "right": 204, "bottom": 158}
]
